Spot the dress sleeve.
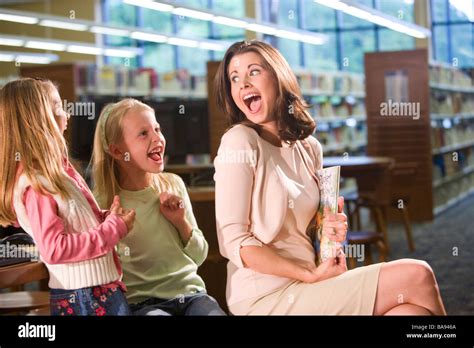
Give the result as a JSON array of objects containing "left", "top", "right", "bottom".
[{"left": 214, "top": 126, "right": 263, "bottom": 269}]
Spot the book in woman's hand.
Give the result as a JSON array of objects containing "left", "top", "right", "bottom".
[{"left": 316, "top": 166, "right": 341, "bottom": 263}]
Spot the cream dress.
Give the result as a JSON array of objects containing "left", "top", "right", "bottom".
[{"left": 214, "top": 124, "right": 383, "bottom": 315}]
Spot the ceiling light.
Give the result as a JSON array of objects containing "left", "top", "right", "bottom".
[
  {"left": 299, "top": 34, "right": 326, "bottom": 45},
  {"left": 0, "top": 53, "right": 15, "bottom": 62},
  {"left": 67, "top": 45, "right": 103, "bottom": 55},
  {"left": 167, "top": 37, "right": 199, "bottom": 48},
  {"left": 103, "top": 48, "right": 137, "bottom": 58},
  {"left": 0, "top": 38, "right": 24, "bottom": 47},
  {"left": 212, "top": 16, "right": 248, "bottom": 28},
  {"left": 314, "top": 0, "right": 431, "bottom": 38},
  {"left": 275, "top": 30, "right": 298, "bottom": 40},
  {"left": 125, "top": 1, "right": 328, "bottom": 45},
  {"left": 123, "top": 0, "right": 173, "bottom": 12},
  {"left": 0, "top": 12, "right": 38, "bottom": 24},
  {"left": 16, "top": 56, "right": 53, "bottom": 64},
  {"left": 25, "top": 41, "right": 66, "bottom": 51},
  {"left": 131, "top": 31, "right": 167, "bottom": 43},
  {"left": 39, "top": 19, "right": 88, "bottom": 31},
  {"left": 172, "top": 7, "right": 214, "bottom": 21},
  {"left": 90, "top": 26, "right": 130, "bottom": 37},
  {"left": 198, "top": 41, "right": 228, "bottom": 51},
  {"left": 246, "top": 23, "right": 277, "bottom": 35}
]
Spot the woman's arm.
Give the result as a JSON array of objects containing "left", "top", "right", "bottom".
[
  {"left": 215, "top": 126, "right": 313, "bottom": 280},
  {"left": 240, "top": 244, "right": 316, "bottom": 282}
]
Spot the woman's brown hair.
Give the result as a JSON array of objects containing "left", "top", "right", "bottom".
[{"left": 214, "top": 40, "right": 315, "bottom": 143}]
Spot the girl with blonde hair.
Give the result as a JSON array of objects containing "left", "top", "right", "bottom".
[
  {"left": 91, "top": 98, "right": 225, "bottom": 315},
  {"left": 0, "top": 78, "right": 135, "bottom": 316}
]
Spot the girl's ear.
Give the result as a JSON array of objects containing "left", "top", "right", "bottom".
[{"left": 108, "top": 144, "right": 123, "bottom": 161}]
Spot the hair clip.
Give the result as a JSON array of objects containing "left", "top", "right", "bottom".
[{"left": 240, "top": 40, "right": 255, "bottom": 50}]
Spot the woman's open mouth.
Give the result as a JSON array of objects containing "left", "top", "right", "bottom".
[{"left": 243, "top": 93, "right": 262, "bottom": 114}]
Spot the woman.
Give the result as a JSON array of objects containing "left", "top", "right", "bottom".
[{"left": 213, "top": 40, "right": 446, "bottom": 315}]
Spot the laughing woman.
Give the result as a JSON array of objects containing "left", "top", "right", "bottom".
[{"left": 213, "top": 40, "right": 446, "bottom": 316}]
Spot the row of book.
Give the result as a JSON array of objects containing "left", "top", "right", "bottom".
[
  {"left": 316, "top": 123, "right": 367, "bottom": 153},
  {"left": 431, "top": 120, "right": 474, "bottom": 150},
  {"left": 295, "top": 70, "right": 365, "bottom": 95},
  {"left": 307, "top": 96, "right": 366, "bottom": 119},
  {"left": 430, "top": 90, "right": 474, "bottom": 115},
  {"left": 73, "top": 64, "right": 207, "bottom": 96},
  {"left": 429, "top": 63, "right": 473, "bottom": 88},
  {"left": 433, "top": 147, "right": 474, "bottom": 180},
  {"left": 434, "top": 172, "right": 474, "bottom": 210}
]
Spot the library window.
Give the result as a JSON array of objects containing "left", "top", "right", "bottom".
[
  {"left": 269, "top": 0, "right": 415, "bottom": 73},
  {"left": 431, "top": 0, "right": 473, "bottom": 67},
  {"left": 102, "top": 0, "right": 246, "bottom": 75}
]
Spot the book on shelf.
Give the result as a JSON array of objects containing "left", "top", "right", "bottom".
[
  {"left": 429, "top": 63, "right": 473, "bottom": 88},
  {"left": 294, "top": 70, "right": 365, "bottom": 96},
  {"left": 72, "top": 64, "right": 206, "bottom": 97},
  {"left": 316, "top": 166, "right": 341, "bottom": 262}
]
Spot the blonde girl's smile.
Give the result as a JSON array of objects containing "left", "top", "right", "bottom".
[
  {"left": 110, "top": 109, "right": 166, "bottom": 179},
  {"left": 147, "top": 144, "right": 164, "bottom": 165}
]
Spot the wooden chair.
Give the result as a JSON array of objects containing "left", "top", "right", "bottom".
[
  {"left": 346, "top": 230, "right": 387, "bottom": 269},
  {"left": 344, "top": 162, "right": 417, "bottom": 254},
  {"left": 0, "top": 261, "right": 50, "bottom": 315},
  {"left": 344, "top": 191, "right": 389, "bottom": 268}
]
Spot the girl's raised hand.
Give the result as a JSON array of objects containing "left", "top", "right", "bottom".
[
  {"left": 159, "top": 192, "right": 186, "bottom": 228},
  {"left": 109, "top": 195, "right": 135, "bottom": 232},
  {"left": 321, "top": 196, "right": 348, "bottom": 243},
  {"left": 159, "top": 192, "right": 193, "bottom": 244}
]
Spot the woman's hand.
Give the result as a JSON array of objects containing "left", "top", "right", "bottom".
[
  {"left": 109, "top": 195, "right": 135, "bottom": 232},
  {"left": 298, "top": 246, "right": 348, "bottom": 283},
  {"left": 314, "top": 247, "right": 348, "bottom": 282},
  {"left": 321, "top": 196, "right": 348, "bottom": 243},
  {"left": 159, "top": 192, "right": 192, "bottom": 243}
]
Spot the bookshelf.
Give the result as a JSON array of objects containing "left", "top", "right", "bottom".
[
  {"left": 429, "top": 62, "right": 474, "bottom": 215},
  {"left": 364, "top": 49, "right": 474, "bottom": 220}
]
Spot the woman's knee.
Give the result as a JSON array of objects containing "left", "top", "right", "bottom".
[{"left": 397, "top": 259, "right": 436, "bottom": 288}]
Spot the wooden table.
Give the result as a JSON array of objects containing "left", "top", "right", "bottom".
[
  {"left": 324, "top": 156, "right": 395, "bottom": 250},
  {"left": 187, "top": 186, "right": 215, "bottom": 202},
  {"left": 165, "top": 164, "right": 214, "bottom": 186},
  {"left": 0, "top": 261, "right": 50, "bottom": 314},
  {"left": 165, "top": 163, "right": 213, "bottom": 175},
  {"left": 324, "top": 156, "right": 395, "bottom": 204},
  {"left": 0, "top": 261, "right": 49, "bottom": 289}
]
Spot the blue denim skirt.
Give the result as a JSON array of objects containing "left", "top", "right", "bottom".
[{"left": 50, "top": 284, "right": 131, "bottom": 316}]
